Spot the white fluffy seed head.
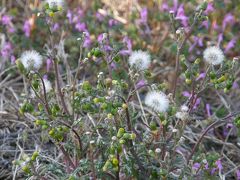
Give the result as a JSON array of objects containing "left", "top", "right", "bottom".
[
  {"left": 203, "top": 46, "right": 224, "bottom": 65},
  {"left": 145, "top": 91, "right": 169, "bottom": 113},
  {"left": 46, "top": 0, "right": 65, "bottom": 9},
  {"left": 20, "top": 50, "right": 43, "bottom": 70},
  {"left": 129, "top": 50, "right": 151, "bottom": 71}
]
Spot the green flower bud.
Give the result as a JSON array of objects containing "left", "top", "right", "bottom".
[
  {"left": 185, "top": 78, "right": 192, "bottom": 85},
  {"left": 22, "top": 165, "right": 31, "bottom": 174},
  {"left": 130, "top": 133, "right": 136, "bottom": 140},
  {"left": 112, "top": 158, "right": 119, "bottom": 166},
  {"left": 119, "top": 139, "right": 125, "bottom": 144},
  {"left": 117, "top": 128, "right": 125, "bottom": 138},
  {"left": 31, "top": 151, "right": 39, "bottom": 161},
  {"left": 123, "top": 133, "right": 131, "bottom": 139},
  {"left": 82, "top": 81, "right": 92, "bottom": 91},
  {"left": 217, "top": 75, "right": 226, "bottom": 83}
]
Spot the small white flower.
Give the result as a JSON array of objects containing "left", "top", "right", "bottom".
[
  {"left": 111, "top": 136, "right": 117, "bottom": 141},
  {"left": 203, "top": 46, "right": 224, "bottom": 65},
  {"left": 90, "top": 140, "right": 95, "bottom": 144},
  {"left": 129, "top": 50, "right": 151, "bottom": 70},
  {"left": 20, "top": 50, "right": 43, "bottom": 70},
  {"left": 41, "top": 79, "right": 52, "bottom": 93},
  {"left": 172, "top": 129, "right": 178, "bottom": 133},
  {"left": 46, "top": 0, "right": 65, "bottom": 9},
  {"left": 155, "top": 148, "right": 161, "bottom": 153},
  {"left": 175, "top": 111, "right": 188, "bottom": 120},
  {"left": 180, "top": 105, "right": 189, "bottom": 112},
  {"left": 145, "top": 91, "right": 169, "bottom": 113}
]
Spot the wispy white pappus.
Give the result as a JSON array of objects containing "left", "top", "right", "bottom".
[
  {"left": 145, "top": 91, "right": 169, "bottom": 113},
  {"left": 203, "top": 46, "right": 224, "bottom": 65},
  {"left": 20, "top": 50, "right": 43, "bottom": 70},
  {"left": 129, "top": 50, "right": 151, "bottom": 71}
]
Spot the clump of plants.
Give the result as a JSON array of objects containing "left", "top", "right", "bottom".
[{"left": 1, "top": 0, "right": 240, "bottom": 179}]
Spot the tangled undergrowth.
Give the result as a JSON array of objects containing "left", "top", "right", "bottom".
[{"left": 1, "top": 0, "right": 240, "bottom": 179}]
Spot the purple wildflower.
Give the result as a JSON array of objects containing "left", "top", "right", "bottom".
[
  {"left": 52, "top": 23, "right": 60, "bottom": 32},
  {"left": 75, "top": 22, "right": 87, "bottom": 32},
  {"left": 201, "top": 20, "right": 209, "bottom": 29},
  {"left": 136, "top": 80, "right": 146, "bottom": 89},
  {"left": 196, "top": 72, "right": 206, "bottom": 81},
  {"left": 206, "top": 104, "right": 212, "bottom": 117},
  {"left": 23, "top": 20, "right": 31, "bottom": 37},
  {"left": 96, "top": 12, "right": 105, "bottom": 22},
  {"left": 224, "top": 38, "right": 237, "bottom": 53},
  {"left": 193, "top": 163, "right": 201, "bottom": 170},
  {"left": 211, "top": 168, "right": 217, "bottom": 175},
  {"left": 175, "top": 4, "right": 188, "bottom": 27},
  {"left": 83, "top": 35, "right": 91, "bottom": 48},
  {"left": 222, "top": 13, "right": 235, "bottom": 30},
  {"left": 46, "top": 58, "right": 52, "bottom": 72},
  {"left": 204, "top": 3, "right": 214, "bottom": 15},
  {"left": 67, "top": 10, "right": 73, "bottom": 24},
  {"left": 215, "top": 159, "right": 223, "bottom": 171},
  {"left": 217, "top": 33, "right": 223, "bottom": 46},
  {"left": 233, "top": 81, "right": 239, "bottom": 89},
  {"left": 140, "top": 7, "right": 148, "bottom": 24},
  {"left": 236, "top": 169, "right": 240, "bottom": 180},
  {"left": 161, "top": 1, "right": 169, "bottom": 12},
  {"left": 1, "top": 15, "right": 12, "bottom": 25},
  {"left": 119, "top": 36, "right": 132, "bottom": 55},
  {"left": 1, "top": 42, "right": 13, "bottom": 58},
  {"left": 108, "top": 19, "right": 118, "bottom": 27}
]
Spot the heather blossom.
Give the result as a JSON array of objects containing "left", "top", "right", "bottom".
[
  {"left": 128, "top": 50, "right": 151, "bottom": 71},
  {"left": 19, "top": 50, "right": 43, "bottom": 70},
  {"left": 145, "top": 91, "right": 169, "bottom": 113},
  {"left": 203, "top": 46, "right": 224, "bottom": 65}
]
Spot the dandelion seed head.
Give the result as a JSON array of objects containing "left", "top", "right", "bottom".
[
  {"left": 20, "top": 50, "right": 43, "bottom": 70},
  {"left": 145, "top": 91, "right": 169, "bottom": 113},
  {"left": 129, "top": 50, "right": 151, "bottom": 70},
  {"left": 203, "top": 46, "right": 224, "bottom": 65}
]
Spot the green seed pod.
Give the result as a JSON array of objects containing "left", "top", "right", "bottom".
[
  {"left": 185, "top": 78, "right": 192, "bottom": 85},
  {"left": 119, "top": 139, "right": 125, "bottom": 144},
  {"left": 130, "top": 133, "right": 136, "bottom": 140},
  {"left": 217, "top": 75, "right": 226, "bottom": 83},
  {"left": 112, "top": 158, "right": 119, "bottom": 166},
  {"left": 101, "top": 103, "right": 108, "bottom": 110},
  {"left": 31, "top": 151, "right": 39, "bottom": 161},
  {"left": 117, "top": 128, "right": 125, "bottom": 138},
  {"left": 22, "top": 165, "right": 31, "bottom": 174},
  {"left": 123, "top": 133, "right": 131, "bottom": 139}
]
